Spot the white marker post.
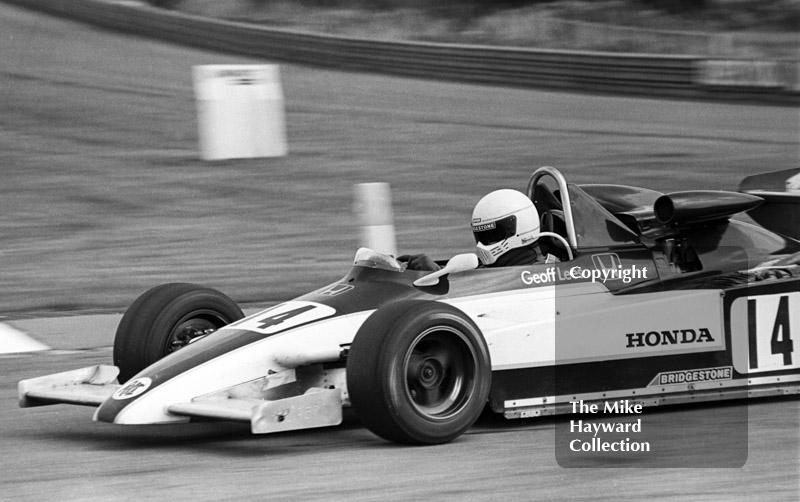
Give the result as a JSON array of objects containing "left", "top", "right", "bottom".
[
  {"left": 354, "top": 182, "right": 397, "bottom": 257},
  {"left": 193, "top": 64, "right": 287, "bottom": 160}
]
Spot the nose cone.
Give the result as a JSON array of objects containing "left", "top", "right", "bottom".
[
  {"left": 94, "top": 377, "right": 155, "bottom": 423},
  {"left": 93, "top": 326, "right": 277, "bottom": 425}
]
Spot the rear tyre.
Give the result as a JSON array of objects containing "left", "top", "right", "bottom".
[
  {"left": 113, "top": 283, "right": 244, "bottom": 383},
  {"left": 347, "top": 300, "right": 491, "bottom": 445}
]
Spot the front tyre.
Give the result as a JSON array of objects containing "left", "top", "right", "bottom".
[
  {"left": 347, "top": 301, "right": 491, "bottom": 445},
  {"left": 113, "top": 283, "right": 244, "bottom": 383}
]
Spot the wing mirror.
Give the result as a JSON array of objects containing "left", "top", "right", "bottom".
[{"left": 413, "top": 253, "right": 479, "bottom": 287}]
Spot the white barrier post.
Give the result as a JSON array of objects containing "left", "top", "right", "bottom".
[
  {"left": 193, "top": 64, "right": 287, "bottom": 160},
  {"left": 354, "top": 183, "right": 397, "bottom": 257}
]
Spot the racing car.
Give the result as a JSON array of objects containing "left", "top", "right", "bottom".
[{"left": 18, "top": 166, "right": 800, "bottom": 445}]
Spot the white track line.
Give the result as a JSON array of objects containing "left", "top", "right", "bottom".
[{"left": 0, "top": 322, "right": 50, "bottom": 354}]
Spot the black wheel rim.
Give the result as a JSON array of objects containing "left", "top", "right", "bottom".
[
  {"left": 165, "top": 309, "right": 230, "bottom": 354},
  {"left": 403, "top": 326, "right": 478, "bottom": 420}
]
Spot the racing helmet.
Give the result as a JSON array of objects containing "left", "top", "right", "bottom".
[{"left": 471, "top": 189, "right": 540, "bottom": 265}]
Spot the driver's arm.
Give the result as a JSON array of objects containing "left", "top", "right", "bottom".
[{"left": 397, "top": 254, "right": 441, "bottom": 272}]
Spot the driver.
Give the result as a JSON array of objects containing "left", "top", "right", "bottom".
[{"left": 400, "top": 189, "right": 558, "bottom": 271}]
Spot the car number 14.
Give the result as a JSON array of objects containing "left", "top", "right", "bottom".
[{"left": 732, "top": 292, "right": 799, "bottom": 374}]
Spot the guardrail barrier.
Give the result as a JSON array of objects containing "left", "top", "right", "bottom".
[{"left": 4, "top": 0, "right": 797, "bottom": 105}]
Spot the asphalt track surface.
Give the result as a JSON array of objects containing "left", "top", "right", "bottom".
[{"left": 2, "top": 3, "right": 800, "bottom": 501}]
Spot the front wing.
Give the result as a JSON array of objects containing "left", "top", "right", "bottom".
[{"left": 19, "top": 364, "right": 346, "bottom": 434}]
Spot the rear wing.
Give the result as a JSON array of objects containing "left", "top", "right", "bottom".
[{"left": 740, "top": 168, "right": 800, "bottom": 240}]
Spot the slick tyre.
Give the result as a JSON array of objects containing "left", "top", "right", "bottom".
[
  {"left": 113, "top": 283, "right": 244, "bottom": 383},
  {"left": 347, "top": 300, "right": 491, "bottom": 445}
]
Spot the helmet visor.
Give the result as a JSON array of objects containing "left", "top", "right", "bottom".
[{"left": 473, "top": 215, "right": 517, "bottom": 245}]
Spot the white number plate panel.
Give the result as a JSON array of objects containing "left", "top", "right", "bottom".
[{"left": 732, "top": 292, "right": 799, "bottom": 374}]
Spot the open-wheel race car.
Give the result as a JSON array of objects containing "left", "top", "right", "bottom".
[{"left": 18, "top": 166, "right": 800, "bottom": 445}]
